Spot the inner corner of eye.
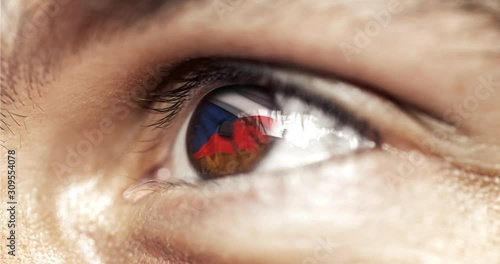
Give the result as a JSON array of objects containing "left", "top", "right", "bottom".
[{"left": 175, "top": 84, "right": 378, "bottom": 182}]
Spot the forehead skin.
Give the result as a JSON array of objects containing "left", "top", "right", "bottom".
[{"left": 1, "top": 0, "right": 500, "bottom": 263}]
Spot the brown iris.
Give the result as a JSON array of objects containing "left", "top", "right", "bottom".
[{"left": 186, "top": 86, "right": 278, "bottom": 180}]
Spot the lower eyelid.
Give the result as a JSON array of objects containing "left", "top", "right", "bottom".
[{"left": 132, "top": 149, "right": 452, "bottom": 261}]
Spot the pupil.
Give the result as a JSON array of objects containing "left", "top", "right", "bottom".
[
  {"left": 217, "top": 120, "right": 235, "bottom": 138},
  {"left": 187, "top": 86, "right": 278, "bottom": 180}
]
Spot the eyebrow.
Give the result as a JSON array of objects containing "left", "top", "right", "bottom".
[
  {"left": 9, "top": 0, "right": 500, "bottom": 61},
  {"left": 1, "top": 0, "right": 499, "bottom": 108}
]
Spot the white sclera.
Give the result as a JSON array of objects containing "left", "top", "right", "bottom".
[
  {"left": 171, "top": 111, "right": 200, "bottom": 182},
  {"left": 257, "top": 95, "right": 376, "bottom": 171}
]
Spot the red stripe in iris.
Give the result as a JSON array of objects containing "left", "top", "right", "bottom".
[{"left": 193, "top": 116, "right": 274, "bottom": 159}]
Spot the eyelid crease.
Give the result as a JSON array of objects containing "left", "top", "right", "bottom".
[{"left": 331, "top": 82, "right": 500, "bottom": 175}]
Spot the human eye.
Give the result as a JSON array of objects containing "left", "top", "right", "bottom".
[
  {"left": 146, "top": 59, "right": 380, "bottom": 181},
  {"left": 124, "top": 57, "right": 423, "bottom": 197}
]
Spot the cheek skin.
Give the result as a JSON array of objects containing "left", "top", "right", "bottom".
[{"left": 134, "top": 151, "right": 500, "bottom": 264}]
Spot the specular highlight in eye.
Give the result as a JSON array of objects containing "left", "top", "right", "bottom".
[{"left": 187, "top": 86, "right": 278, "bottom": 180}]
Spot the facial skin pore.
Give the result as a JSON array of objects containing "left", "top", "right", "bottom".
[{"left": 1, "top": 0, "right": 499, "bottom": 263}]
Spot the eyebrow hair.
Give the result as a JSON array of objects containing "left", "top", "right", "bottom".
[{"left": 1, "top": 0, "right": 499, "bottom": 110}]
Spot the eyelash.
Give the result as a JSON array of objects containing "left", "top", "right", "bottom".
[
  {"left": 141, "top": 58, "right": 264, "bottom": 128},
  {"left": 141, "top": 57, "right": 379, "bottom": 144}
]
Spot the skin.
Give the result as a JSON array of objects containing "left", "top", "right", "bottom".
[{"left": 1, "top": 0, "right": 500, "bottom": 263}]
